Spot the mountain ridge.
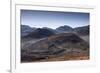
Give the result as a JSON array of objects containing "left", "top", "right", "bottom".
[{"left": 21, "top": 24, "right": 89, "bottom": 38}]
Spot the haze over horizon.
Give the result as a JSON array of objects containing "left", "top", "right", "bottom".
[{"left": 21, "top": 10, "right": 89, "bottom": 29}]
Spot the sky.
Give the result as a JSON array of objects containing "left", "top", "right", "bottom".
[{"left": 21, "top": 9, "right": 89, "bottom": 29}]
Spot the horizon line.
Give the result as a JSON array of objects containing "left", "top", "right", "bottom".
[{"left": 21, "top": 24, "right": 89, "bottom": 29}]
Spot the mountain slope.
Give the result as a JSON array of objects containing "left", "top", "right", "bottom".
[{"left": 21, "top": 33, "right": 89, "bottom": 62}]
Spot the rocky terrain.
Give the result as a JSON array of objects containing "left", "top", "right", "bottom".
[{"left": 21, "top": 25, "right": 89, "bottom": 62}]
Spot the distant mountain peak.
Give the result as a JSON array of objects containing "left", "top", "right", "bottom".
[
  {"left": 55, "top": 25, "right": 73, "bottom": 33},
  {"left": 21, "top": 25, "right": 37, "bottom": 37},
  {"left": 74, "top": 25, "right": 89, "bottom": 35},
  {"left": 24, "top": 28, "right": 55, "bottom": 38}
]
